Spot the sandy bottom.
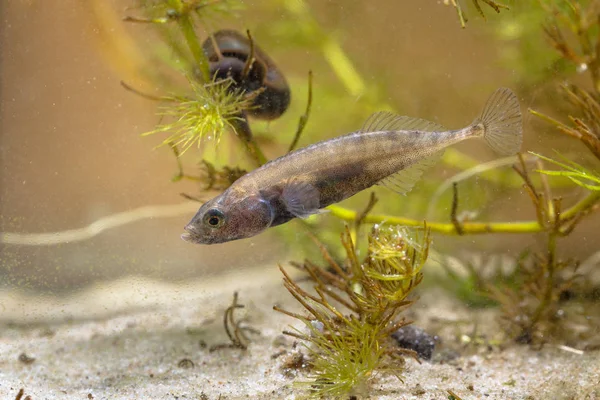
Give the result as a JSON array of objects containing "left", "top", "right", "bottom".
[{"left": 1, "top": 266, "right": 599, "bottom": 400}]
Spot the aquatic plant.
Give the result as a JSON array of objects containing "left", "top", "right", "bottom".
[
  {"left": 122, "top": 0, "right": 283, "bottom": 175},
  {"left": 444, "top": 0, "right": 510, "bottom": 28},
  {"left": 124, "top": 0, "right": 244, "bottom": 83},
  {"left": 275, "top": 225, "right": 430, "bottom": 398},
  {"left": 141, "top": 77, "right": 257, "bottom": 155},
  {"left": 209, "top": 291, "right": 257, "bottom": 351},
  {"left": 533, "top": 151, "right": 600, "bottom": 191},
  {"left": 479, "top": 0, "right": 600, "bottom": 344}
]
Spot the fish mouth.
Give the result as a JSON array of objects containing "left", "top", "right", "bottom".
[
  {"left": 180, "top": 231, "right": 194, "bottom": 243},
  {"left": 181, "top": 224, "right": 202, "bottom": 244}
]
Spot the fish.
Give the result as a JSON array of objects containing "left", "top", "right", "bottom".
[{"left": 182, "top": 87, "right": 523, "bottom": 245}]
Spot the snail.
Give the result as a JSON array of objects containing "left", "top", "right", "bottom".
[{"left": 202, "top": 29, "right": 291, "bottom": 120}]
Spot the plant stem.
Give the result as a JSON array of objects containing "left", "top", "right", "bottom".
[
  {"left": 529, "top": 230, "right": 557, "bottom": 328},
  {"left": 230, "top": 116, "right": 268, "bottom": 166},
  {"left": 180, "top": 16, "right": 210, "bottom": 81},
  {"left": 167, "top": 0, "right": 210, "bottom": 82},
  {"left": 560, "top": 189, "right": 600, "bottom": 221},
  {"left": 327, "top": 189, "right": 600, "bottom": 235},
  {"left": 327, "top": 205, "right": 540, "bottom": 234}
]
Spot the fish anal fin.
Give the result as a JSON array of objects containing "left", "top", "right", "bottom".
[
  {"left": 281, "top": 179, "right": 323, "bottom": 218},
  {"left": 378, "top": 150, "right": 444, "bottom": 195},
  {"left": 361, "top": 111, "right": 446, "bottom": 133}
]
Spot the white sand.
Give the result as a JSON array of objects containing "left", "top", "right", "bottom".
[{"left": 1, "top": 266, "right": 599, "bottom": 400}]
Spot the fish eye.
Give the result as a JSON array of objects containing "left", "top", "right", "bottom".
[{"left": 203, "top": 209, "right": 225, "bottom": 228}]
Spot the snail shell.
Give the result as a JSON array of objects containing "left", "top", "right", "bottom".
[{"left": 202, "top": 29, "right": 291, "bottom": 120}]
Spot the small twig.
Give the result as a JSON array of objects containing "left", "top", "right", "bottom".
[
  {"left": 180, "top": 192, "right": 204, "bottom": 202},
  {"left": 229, "top": 115, "right": 268, "bottom": 166},
  {"left": 308, "top": 233, "right": 350, "bottom": 280},
  {"left": 201, "top": 159, "right": 217, "bottom": 189},
  {"left": 355, "top": 192, "right": 378, "bottom": 240},
  {"left": 355, "top": 192, "right": 378, "bottom": 229},
  {"left": 514, "top": 155, "right": 547, "bottom": 226},
  {"left": 207, "top": 31, "right": 223, "bottom": 61},
  {"left": 280, "top": 329, "right": 305, "bottom": 341},
  {"left": 477, "top": 0, "right": 508, "bottom": 14},
  {"left": 537, "top": 158, "right": 555, "bottom": 219},
  {"left": 278, "top": 265, "right": 322, "bottom": 320},
  {"left": 120, "top": 81, "right": 169, "bottom": 102},
  {"left": 450, "top": 183, "right": 464, "bottom": 235},
  {"left": 528, "top": 109, "right": 583, "bottom": 140},
  {"left": 190, "top": 0, "right": 228, "bottom": 13},
  {"left": 122, "top": 15, "right": 171, "bottom": 24},
  {"left": 273, "top": 305, "right": 310, "bottom": 321},
  {"left": 241, "top": 30, "right": 256, "bottom": 79},
  {"left": 449, "top": 0, "right": 468, "bottom": 28},
  {"left": 447, "top": 389, "right": 464, "bottom": 400},
  {"left": 223, "top": 291, "right": 250, "bottom": 350},
  {"left": 288, "top": 70, "right": 313, "bottom": 152},
  {"left": 169, "top": 142, "right": 186, "bottom": 182},
  {"left": 556, "top": 344, "right": 585, "bottom": 355}
]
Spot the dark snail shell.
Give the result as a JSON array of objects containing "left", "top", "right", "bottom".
[{"left": 202, "top": 29, "right": 291, "bottom": 120}]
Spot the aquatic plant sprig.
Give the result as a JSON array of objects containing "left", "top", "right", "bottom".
[
  {"left": 532, "top": 151, "right": 600, "bottom": 191},
  {"left": 275, "top": 225, "right": 429, "bottom": 398},
  {"left": 483, "top": 152, "right": 599, "bottom": 344},
  {"left": 529, "top": 85, "right": 600, "bottom": 161},
  {"left": 444, "top": 0, "right": 509, "bottom": 28},
  {"left": 536, "top": 0, "right": 600, "bottom": 92},
  {"left": 141, "top": 77, "right": 258, "bottom": 155},
  {"left": 123, "top": 0, "right": 274, "bottom": 169},
  {"left": 125, "top": 0, "right": 244, "bottom": 82},
  {"left": 529, "top": 1, "right": 600, "bottom": 159}
]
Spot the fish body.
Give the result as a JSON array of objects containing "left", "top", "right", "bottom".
[{"left": 183, "top": 88, "right": 523, "bottom": 244}]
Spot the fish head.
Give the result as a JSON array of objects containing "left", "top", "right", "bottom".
[{"left": 181, "top": 191, "right": 275, "bottom": 245}]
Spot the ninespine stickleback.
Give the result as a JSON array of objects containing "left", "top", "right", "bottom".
[{"left": 182, "top": 88, "right": 523, "bottom": 245}]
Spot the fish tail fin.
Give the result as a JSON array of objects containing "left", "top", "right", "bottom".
[{"left": 472, "top": 87, "right": 523, "bottom": 156}]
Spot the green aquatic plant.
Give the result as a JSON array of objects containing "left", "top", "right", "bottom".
[
  {"left": 122, "top": 0, "right": 276, "bottom": 173},
  {"left": 275, "top": 225, "right": 430, "bottom": 398},
  {"left": 141, "top": 78, "right": 257, "bottom": 155},
  {"left": 533, "top": 151, "right": 600, "bottom": 191}
]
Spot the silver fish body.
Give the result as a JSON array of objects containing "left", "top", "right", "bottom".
[{"left": 183, "top": 88, "right": 523, "bottom": 244}]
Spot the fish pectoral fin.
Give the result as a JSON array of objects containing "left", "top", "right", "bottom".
[
  {"left": 361, "top": 111, "right": 446, "bottom": 133},
  {"left": 377, "top": 150, "right": 444, "bottom": 195},
  {"left": 281, "top": 179, "right": 322, "bottom": 218}
]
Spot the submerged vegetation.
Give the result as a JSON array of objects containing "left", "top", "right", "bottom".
[
  {"left": 86, "top": 0, "right": 600, "bottom": 395},
  {"left": 275, "top": 225, "right": 430, "bottom": 398},
  {"left": 444, "top": 0, "right": 510, "bottom": 28},
  {"left": 485, "top": 0, "right": 600, "bottom": 345},
  {"left": 141, "top": 77, "right": 256, "bottom": 154}
]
